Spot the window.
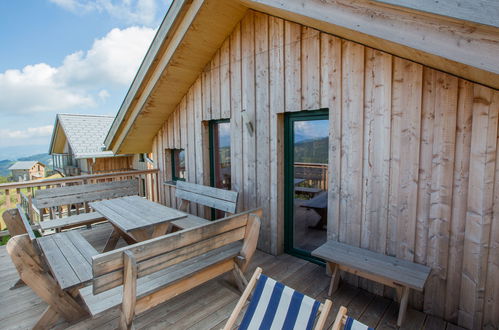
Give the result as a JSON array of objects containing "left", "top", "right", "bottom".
[
  {"left": 171, "top": 149, "right": 186, "bottom": 181},
  {"left": 139, "top": 153, "right": 145, "bottom": 162},
  {"left": 210, "top": 120, "right": 231, "bottom": 190}
]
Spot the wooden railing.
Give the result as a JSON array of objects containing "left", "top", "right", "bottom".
[
  {"left": 294, "top": 162, "right": 328, "bottom": 190},
  {"left": 0, "top": 169, "right": 160, "bottom": 231}
]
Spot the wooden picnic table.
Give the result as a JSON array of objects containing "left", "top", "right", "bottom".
[
  {"left": 300, "top": 191, "right": 328, "bottom": 229},
  {"left": 90, "top": 195, "right": 187, "bottom": 252}
]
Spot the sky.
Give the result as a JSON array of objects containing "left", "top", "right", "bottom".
[{"left": 0, "top": 0, "right": 172, "bottom": 159}]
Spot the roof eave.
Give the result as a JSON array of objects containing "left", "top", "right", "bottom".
[{"left": 104, "top": 0, "right": 192, "bottom": 153}]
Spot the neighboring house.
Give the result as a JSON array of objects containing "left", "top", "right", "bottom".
[
  {"left": 9, "top": 161, "right": 45, "bottom": 182},
  {"left": 103, "top": 1, "right": 499, "bottom": 329},
  {"left": 49, "top": 114, "right": 134, "bottom": 176}
]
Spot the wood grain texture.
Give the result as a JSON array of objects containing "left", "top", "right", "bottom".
[
  {"left": 339, "top": 40, "right": 364, "bottom": 247},
  {"left": 389, "top": 58, "right": 423, "bottom": 261},
  {"left": 444, "top": 79, "right": 473, "bottom": 323},
  {"left": 146, "top": 10, "right": 499, "bottom": 327},
  {"left": 284, "top": 21, "right": 301, "bottom": 112},
  {"left": 269, "top": 16, "right": 284, "bottom": 254},
  {"left": 459, "top": 85, "right": 498, "bottom": 329},
  {"left": 241, "top": 12, "right": 256, "bottom": 211},
  {"left": 320, "top": 33, "right": 341, "bottom": 242},
  {"left": 424, "top": 71, "right": 458, "bottom": 318},
  {"left": 254, "top": 11, "right": 271, "bottom": 252}
]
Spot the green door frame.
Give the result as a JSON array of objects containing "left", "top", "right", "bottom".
[
  {"left": 209, "top": 119, "right": 230, "bottom": 220},
  {"left": 284, "top": 109, "right": 329, "bottom": 264}
]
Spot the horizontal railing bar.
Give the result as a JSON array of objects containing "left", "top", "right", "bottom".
[{"left": 0, "top": 169, "right": 159, "bottom": 190}]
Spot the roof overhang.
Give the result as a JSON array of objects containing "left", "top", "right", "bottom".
[
  {"left": 106, "top": 0, "right": 499, "bottom": 154},
  {"left": 48, "top": 117, "right": 67, "bottom": 155},
  {"left": 105, "top": 0, "right": 249, "bottom": 154}
]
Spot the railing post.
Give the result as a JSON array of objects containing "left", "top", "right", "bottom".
[
  {"left": 16, "top": 188, "right": 21, "bottom": 205},
  {"left": 5, "top": 189, "right": 11, "bottom": 208}
]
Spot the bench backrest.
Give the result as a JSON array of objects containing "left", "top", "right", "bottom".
[
  {"left": 2, "top": 206, "right": 37, "bottom": 244},
  {"left": 33, "top": 179, "right": 139, "bottom": 209},
  {"left": 91, "top": 208, "right": 261, "bottom": 295},
  {"left": 175, "top": 181, "right": 238, "bottom": 214}
]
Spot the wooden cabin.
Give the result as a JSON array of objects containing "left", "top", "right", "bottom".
[
  {"left": 48, "top": 114, "right": 135, "bottom": 176},
  {"left": 8, "top": 161, "right": 45, "bottom": 182},
  {"left": 103, "top": 1, "right": 499, "bottom": 329}
]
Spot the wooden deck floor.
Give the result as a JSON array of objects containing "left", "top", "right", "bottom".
[{"left": 0, "top": 224, "right": 464, "bottom": 330}]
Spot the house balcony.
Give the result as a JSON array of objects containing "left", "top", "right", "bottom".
[
  {"left": 0, "top": 169, "right": 160, "bottom": 231},
  {"left": 0, "top": 222, "right": 461, "bottom": 329}
]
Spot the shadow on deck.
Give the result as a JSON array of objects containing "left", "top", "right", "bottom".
[{"left": 0, "top": 224, "right": 463, "bottom": 330}]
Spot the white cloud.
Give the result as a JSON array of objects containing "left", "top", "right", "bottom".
[
  {"left": 0, "top": 126, "right": 53, "bottom": 139},
  {"left": 59, "top": 27, "right": 155, "bottom": 87},
  {"left": 294, "top": 120, "right": 329, "bottom": 140},
  {"left": 0, "top": 126, "right": 54, "bottom": 148},
  {"left": 49, "top": 0, "right": 160, "bottom": 26},
  {"left": 0, "top": 26, "right": 155, "bottom": 114}
]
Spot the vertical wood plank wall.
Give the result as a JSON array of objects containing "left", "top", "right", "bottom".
[{"left": 149, "top": 10, "right": 498, "bottom": 329}]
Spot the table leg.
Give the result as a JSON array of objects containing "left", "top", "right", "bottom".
[
  {"left": 130, "top": 228, "right": 150, "bottom": 242},
  {"left": 34, "top": 306, "right": 60, "bottom": 330},
  {"left": 151, "top": 223, "right": 171, "bottom": 238},
  {"left": 103, "top": 228, "right": 121, "bottom": 252}
]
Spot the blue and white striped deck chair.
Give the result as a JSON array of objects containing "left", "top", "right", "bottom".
[
  {"left": 331, "top": 306, "right": 374, "bottom": 330},
  {"left": 223, "top": 267, "right": 332, "bottom": 330}
]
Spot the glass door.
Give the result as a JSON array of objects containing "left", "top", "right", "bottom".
[{"left": 284, "top": 111, "right": 329, "bottom": 261}]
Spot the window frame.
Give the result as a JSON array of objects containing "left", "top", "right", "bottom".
[
  {"left": 171, "top": 149, "right": 186, "bottom": 182},
  {"left": 284, "top": 109, "right": 329, "bottom": 265}
]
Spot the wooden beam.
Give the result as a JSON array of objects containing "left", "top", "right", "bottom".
[
  {"left": 374, "top": 0, "right": 499, "bottom": 28},
  {"left": 108, "top": 0, "right": 248, "bottom": 154},
  {"left": 239, "top": 0, "right": 499, "bottom": 89}
]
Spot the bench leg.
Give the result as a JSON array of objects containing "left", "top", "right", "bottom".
[
  {"left": 328, "top": 262, "right": 341, "bottom": 296},
  {"left": 103, "top": 229, "right": 120, "bottom": 252},
  {"left": 10, "top": 278, "right": 25, "bottom": 290},
  {"left": 34, "top": 306, "right": 60, "bottom": 330},
  {"left": 6, "top": 235, "right": 87, "bottom": 324},
  {"left": 396, "top": 287, "right": 410, "bottom": 327},
  {"left": 120, "top": 251, "right": 137, "bottom": 330},
  {"left": 232, "top": 263, "right": 249, "bottom": 293}
]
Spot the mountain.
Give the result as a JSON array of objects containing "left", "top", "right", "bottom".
[
  {"left": 0, "top": 145, "right": 48, "bottom": 160},
  {"left": 294, "top": 137, "right": 328, "bottom": 164},
  {"left": 18, "top": 153, "right": 52, "bottom": 165},
  {"left": 0, "top": 160, "right": 15, "bottom": 177}
]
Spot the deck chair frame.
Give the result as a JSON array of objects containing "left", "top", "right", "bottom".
[
  {"left": 223, "top": 267, "right": 332, "bottom": 330},
  {"left": 331, "top": 306, "right": 373, "bottom": 330}
]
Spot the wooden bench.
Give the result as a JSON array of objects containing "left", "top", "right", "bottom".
[
  {"left": 171, "top": 181, "right": 239, "bottom": 230},
  {"left": 312, "top": 240, "right": 431, "bottom": 327},
  {"left": 79, "top": 208, "right": 261, "bottom": 329},
  {"left": 294, "top": 186, "right": 322, "bottom": 197},
  {"left": 31, "top": 180, "right": 139, "bottom": 232},
  {"left": 4, "top": 207, "right": 99, "bottom": 328}
]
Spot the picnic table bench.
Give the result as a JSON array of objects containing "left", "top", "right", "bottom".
[
  {"left": 90, "top": 195, "right": 188, "bottom": 252},
  {"left": 171, "top": 181, "right": 239, "bottom": 229},
  {"left": 5, "top": 205, "right": 261, "bottom": 330},
  {"left": 79, "top": 208, "right": 261, "bottom": 329},
  {"left": 4, "top": 206, "right": 97, "bottom": 328},
  {"left": 30, "top": 180, "right": 139, "bottom": 232},
  {"left": 312, "top": 240, "right": 431, "bottom": 327}
]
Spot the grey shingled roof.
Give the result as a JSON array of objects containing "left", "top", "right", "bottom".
[
  {"left": 57, "top": 114, "right": 116, "bottom": 159},
  {"left": 9, "top": 161, "right": 43, "bottom": 170}
]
